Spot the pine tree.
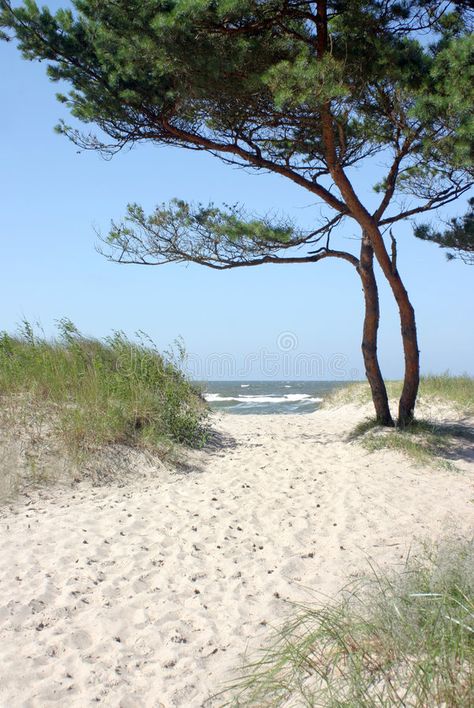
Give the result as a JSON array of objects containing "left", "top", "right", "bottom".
[{"left": 2, "top": 0, "right": 472, "bottom": 425}]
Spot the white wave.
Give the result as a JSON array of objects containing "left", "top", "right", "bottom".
[
  {"left": 204, "top": 394, "right": 240, "bottom": 402},
  {"left": 284, "top": 385, "right": 292, "bottom": 388},
  {"left": 205, "top": 393, "right": 323, "bottom": 404},
  {"left": 240, "top": 396, "right": 289, "bottom": 403},
  {"left": 283, "top": 394, "right": 310, "bottom": 401},
  {"left": 240, "top": 384, "right": 250, "bottom": 388}
]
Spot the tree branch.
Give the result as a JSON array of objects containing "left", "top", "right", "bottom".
[
  {"left": 380, "top": 184, "right": 473, "bottom": 225},
  {"left": 111, "top": 249, "right": 358, "bottom": 271},
  {"left": 102, "top": 199, "right": 358, "bottom": 271},
  {"left": 373, "top": 135, "right": 418, "bottom": 222},
  {"left": 160, "top": 118, "right": 348, "bottom": 215},
  {"left": 389, "top": 229, "right": 397, "bottom": 274}
]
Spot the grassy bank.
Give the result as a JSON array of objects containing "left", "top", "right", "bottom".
[
  {"left": 0, "top": 320, "right": 208, "bottom": 458},
  {"left": 221, "top": 536, "right": 474, "bottom": 707}
]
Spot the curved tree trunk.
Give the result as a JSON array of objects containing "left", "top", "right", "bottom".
[
  {"left": 342, "top": 213, "right": 420, "bottom": 426},
  {"left": 315, "top": 0, "right": 420, "bottom": 427},
  {"left": 324, "top": 183, "right": 420, "bottom": 426},
  {"left": 317, "top": 160, "right": 420, "bottom": 427},
  {"left": 358, "top": 234, "right": 394, "bottom": 426},
  {"left": 363, "top": 225, "right": 420, "bottom": 427},
  {"left": 394, "top": 291, "right": 419, "bottom": 427}
]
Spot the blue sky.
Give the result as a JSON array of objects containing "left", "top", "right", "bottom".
[{"left": 1, "top": 12, "right": 473, "bottom": 380}]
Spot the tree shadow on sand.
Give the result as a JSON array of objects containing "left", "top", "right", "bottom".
[
  {"left": 424, "top": 419, "right": 474, "bottom": 464},
  {"left": 350, "top": 416, "right": 474, "bottom": 467}
]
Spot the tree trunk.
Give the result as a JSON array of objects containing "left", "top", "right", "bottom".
[
  {"left": 318, "top": 167, "right": 420, "bottom": 427},
  {"left": 358, "top": 235, "right": 394, "bottom": 426},
  {"left": 364, "top": 226, "right": 420, "bottom": 427},
  {"left": 314, "top": 0, "right": 420, "bottom": 426},
  {"left": 395, "top": 289, "right": 420, "bottom": 427},
  {"left": 349, "top": 222, "right": 420, "bottom": 426},
  {"left": 315, "top": 0, "right": 420, "bottom": 427}
]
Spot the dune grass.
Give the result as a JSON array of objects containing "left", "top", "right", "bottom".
[
  {"left": 0, "top": 319, "right": 208, "bottom": 458},
  {"left": 325, "top": 375, "right": 474, "bottom": 416},
  {"left": 418, "top": 375, "right": 474, "bottom": 413},
  {"left": 220, "top": 536, "right": 474, "bottom": 707}
]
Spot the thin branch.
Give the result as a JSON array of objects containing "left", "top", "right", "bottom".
[
  {"left": 390, "top": 229, "right": 397, "bottom": 274},
  {"left": 380, "top": 185, "right": 473, "bottom": 225},
  {"left": 160, "top": 118, "right": 348, "bottom": 215},
  {"left": 111, "top": 249, "right": 359, "bottom": 270},
  {"left": 373, "top": 134, "right": 418, "bottom": 222}
]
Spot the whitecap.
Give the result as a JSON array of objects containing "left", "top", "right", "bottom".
[
  {"left": 205, "top": 392, "right": 324, "bottom": 405},
  {"left": 204, "top": 393, "right": 242, "bottom": 402}
]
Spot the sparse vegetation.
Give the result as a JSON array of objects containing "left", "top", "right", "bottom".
[
  {"left": 353, "top": 418, "right": 474, "bottom": 469},
  {"left": 329, "top": 375, "right": 474, "bottom": 467},
  {"left": 0, "top": 319, "right": 208, "bottom": 458},
  {"left": 220, "top": 536, "right": 474, "bottom": 707},
  {"left": 419, "top": 375, "right": 474, "bottom": 414}
]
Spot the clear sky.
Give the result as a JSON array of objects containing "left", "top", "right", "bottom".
[{"left": 1, "top": 10, "right": 473, "bottom": 381}]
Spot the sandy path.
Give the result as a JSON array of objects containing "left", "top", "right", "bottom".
[{"left": 0, "top": 405, "right": 472, "bottom": 707}]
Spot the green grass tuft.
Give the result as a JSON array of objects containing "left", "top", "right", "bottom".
[
  {"left": 350, "top": 418, "right": 474, "bottom": 468},
  {"left": 0, "top": 319, "right": 209, "bottom": 457},
  {"left": 219, "top": 537, "right": 474, "bottom": 707}
]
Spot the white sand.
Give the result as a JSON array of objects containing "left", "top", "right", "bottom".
[{"left": 0, "top": 403, "right": 472, "bottom": 707}]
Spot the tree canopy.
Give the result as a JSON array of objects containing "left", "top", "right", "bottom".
[{"left": 2, "top": 1, "right": 472, "bottom": 244}]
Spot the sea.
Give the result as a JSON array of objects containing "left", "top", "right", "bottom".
[{"left": 200, "top": 380, "right": 349, "bottom": 415}]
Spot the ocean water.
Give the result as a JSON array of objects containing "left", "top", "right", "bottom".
[{"left": 201, "top": 380, "right": 349, "bottom": 414}]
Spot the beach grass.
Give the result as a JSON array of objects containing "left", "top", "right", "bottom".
[
  {"left": 325, "top": 375, "right": 474, "bottom": 415},
  {"left": 0, "top": 319, "right": 208, "bottom": 457},
  {"left": 219, "top": 536, "right": 474, "bottom": 707}
]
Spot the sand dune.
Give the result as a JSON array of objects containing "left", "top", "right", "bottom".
[{"left": 0, "top": 403, "right": 472, "bottom": 707}]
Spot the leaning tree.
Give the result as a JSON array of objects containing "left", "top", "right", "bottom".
[{"left": 2, "top": 0, "right": 472, "bottom": 425}]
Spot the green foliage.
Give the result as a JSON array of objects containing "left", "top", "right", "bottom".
[
  {"left": 106, "top": 198, "right": 301, "bottom": 267},
  {"left": 415, "top": 34, "right": 474, "bottom": 168},
  {"left": 263, "top": 50, "right": 349, "bottom": 110},
  {"left": 220, "top": 536, "right": 474, "bottom": 707},
  {"left": 1, "top": 0, "right": 472, "bottom": 190},
  {"left": 0, "top": 320, "right": 208, "bottom": 454},
  {"left": 415, "top": 198, "right": 474, "bottom": 264},
  {"left": 137, "top": 199, "right": 293, "bottom": 244}
]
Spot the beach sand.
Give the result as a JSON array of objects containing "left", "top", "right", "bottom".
[{"left": 0, "top": 402, "right": 472, "bottom": 707}]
